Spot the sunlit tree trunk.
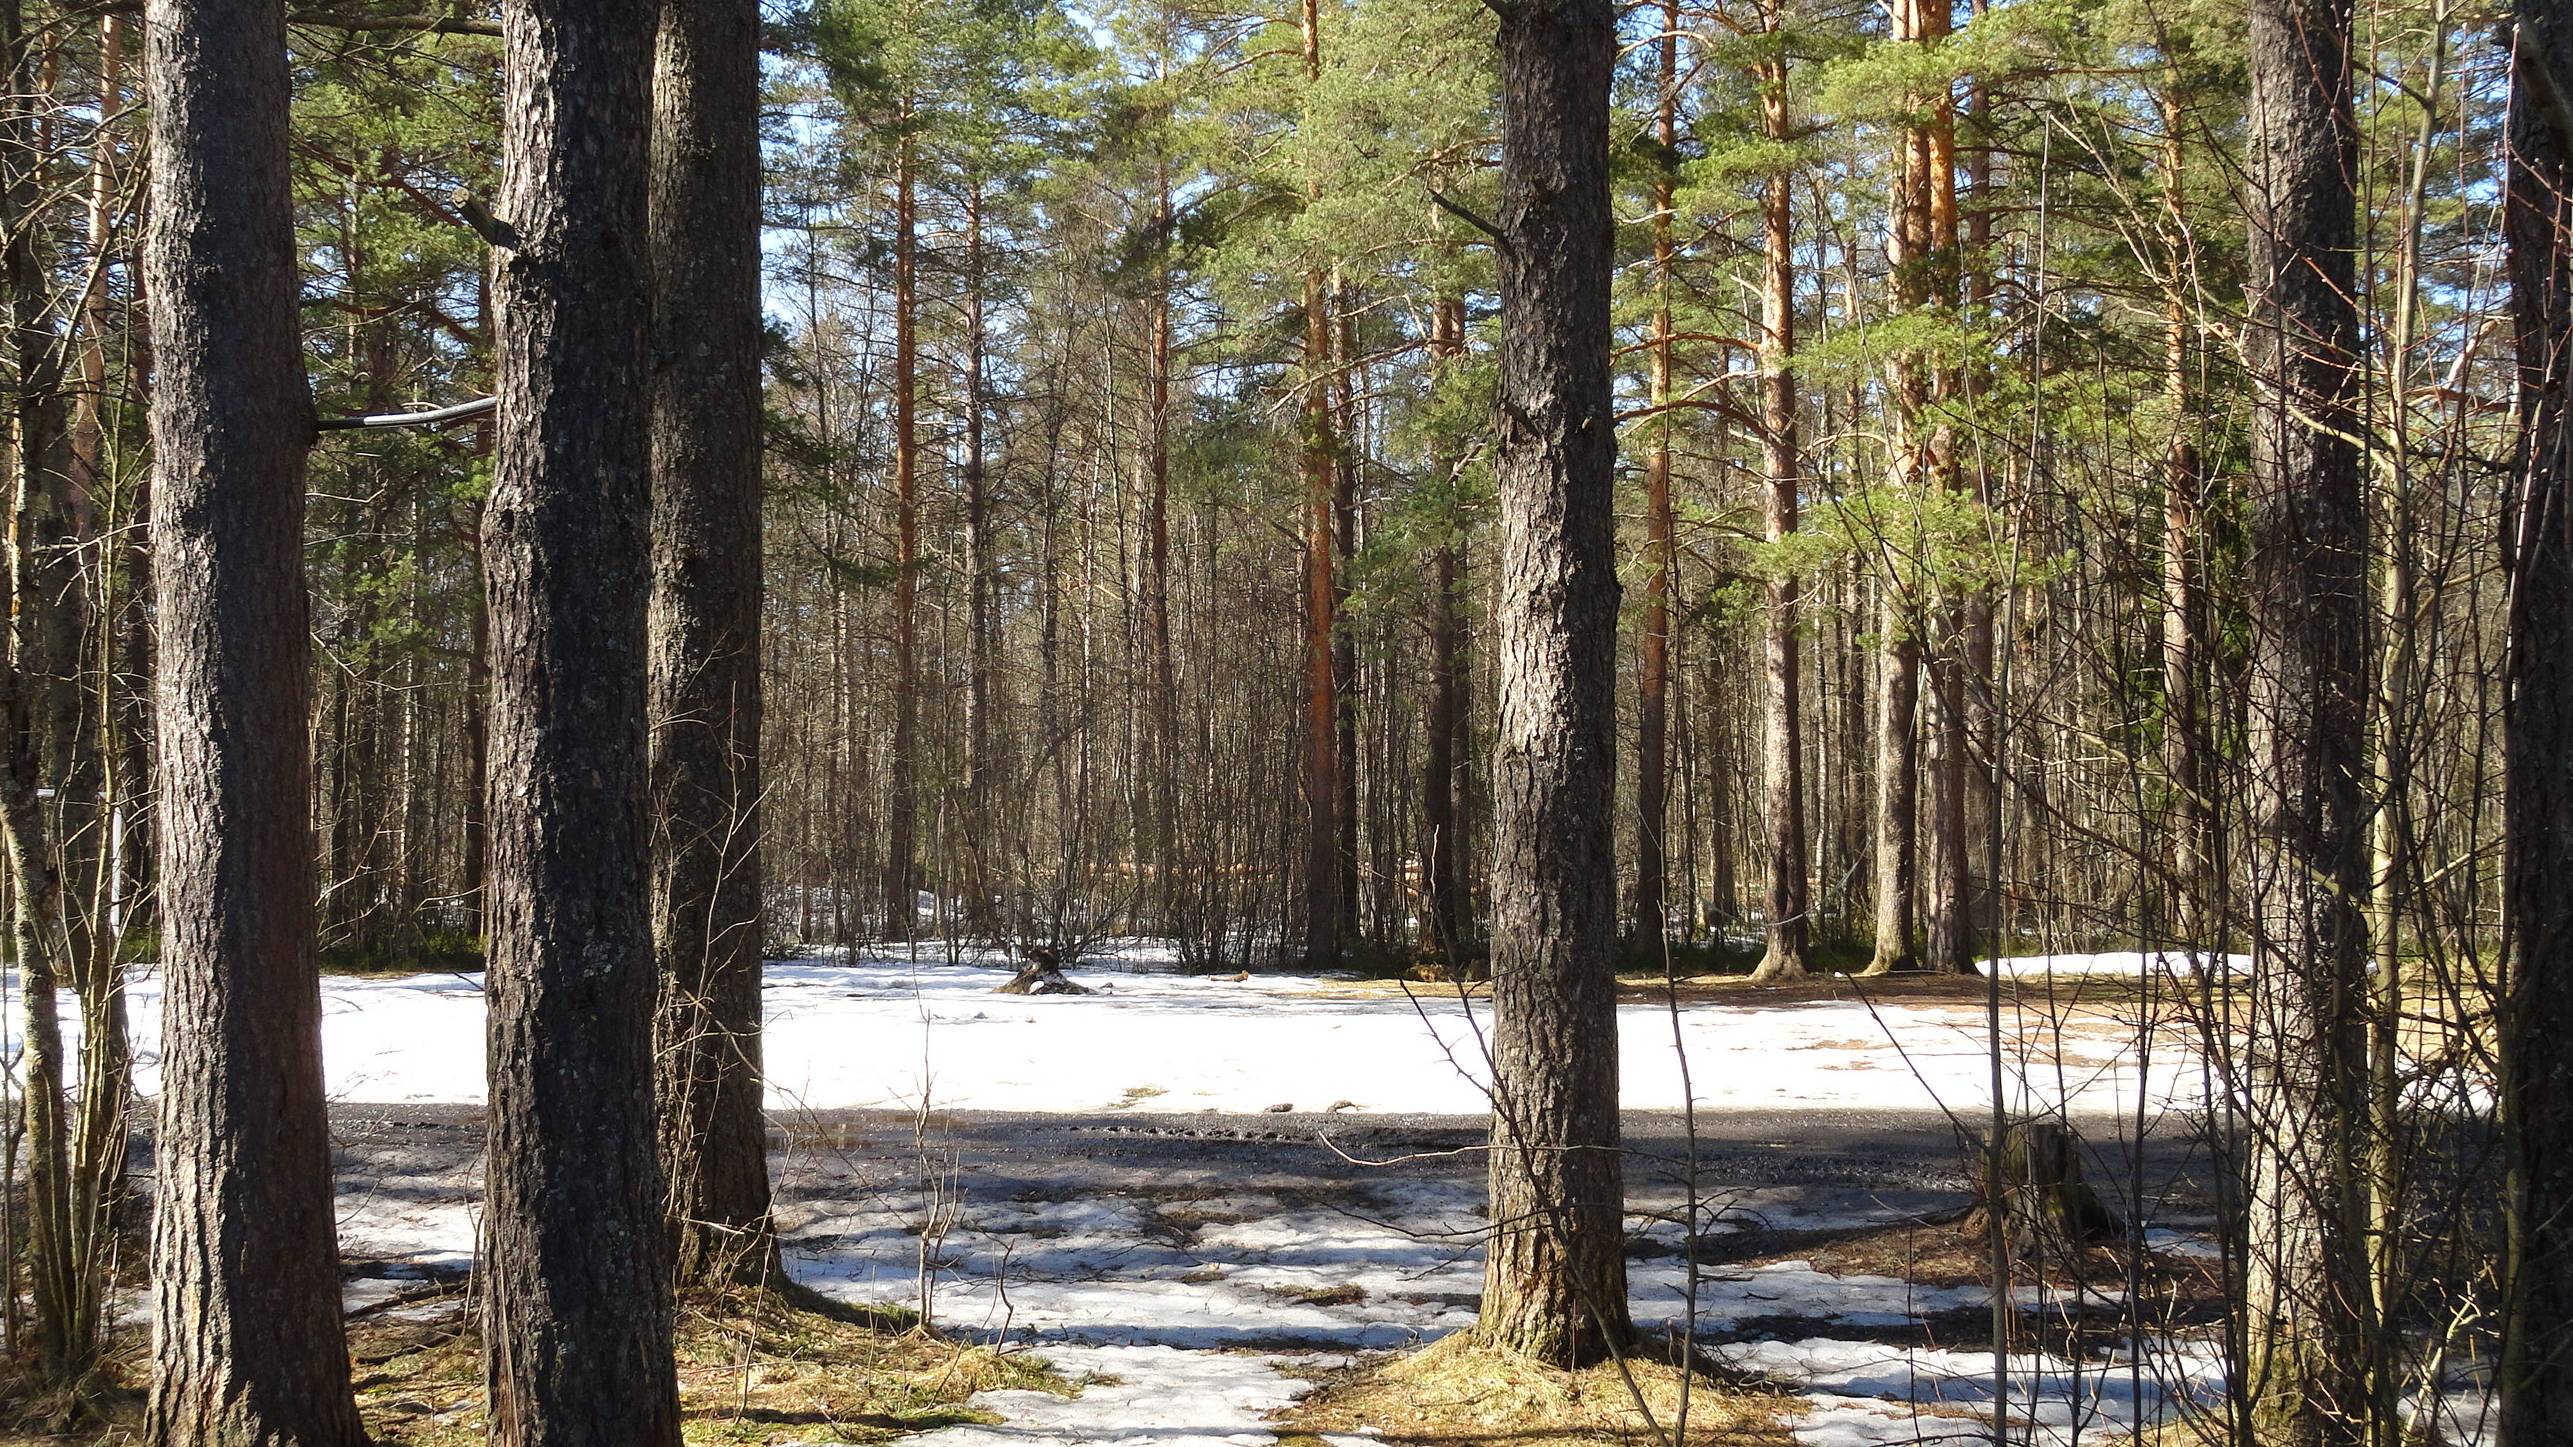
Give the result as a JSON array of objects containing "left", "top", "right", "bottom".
[
  {"left": 2240, "top": 0, "right": 2369, "bottom": 1437},
  {"left": 1919, "top": 0, "right": 1976, "bottom": 977},
  {"left": 1749, "top": 3, "right": 1809, "bottom": 983},
  {"left": 1863, "top": 0, "right": 1928, "bottom": 976},
  {"left": 648, "top": 0, "right": 776, "bottom": 1290},
  {"left": 139, "top": 1, "right": 366, "bottom": 1437},
  {"left": 2157, "top": 81, "right": 2209, "bottom": 944},
  {"left": 483, "top": 0, "right": 683, "bottom": 1439},
  {"left": 1478, "top": 0, "right": 1630, "bottom": 1368}
]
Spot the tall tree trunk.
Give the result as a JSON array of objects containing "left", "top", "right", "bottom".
[
  {"left": 1749, "top": 9, "right": 1810, "bottom": 983},
  {"left": 1334, "top": 274, "right": 1361, "bottom": 945},
  {"left": 1424, "top": 294, "right": 1470, "bottom": 957},
  {"left": 2500, "top": 4, "right": 2573, "bottom": 1440},
  {"left": 66, "top": 15, "right": 123, "bottom": 513},
  {"left": 1298, "top": 0, "right": 1340, "bottom": 964},
  {"left": 139, "top": 2, "right": 366, "bottom": 1439},
  {"left": 962, "top": 184, "right": 996, "bottom": 932},
  {"left": 1864, "top": 0, "right": 1928, "bottom": 976},
  {"left": 885, "top": 122, "right": 919, "bottom": 944},
  {"left": 1918, "top": 0, "right": 1976, "bottom": 977},
  {"left": 1631, "top": 0, "right": 1677, "bottom": 949},
  {"left": 1145, "top": 165, "right": 1178, "bottom": 926},
  {"left": 2241, "top": 0, "right": 2369, "bottom": 1438},
  {"left": 1866, "top": 585, "right": 1920, "bottom": 973},
  {"left": 648, "top": 0, "right": 776, "bottom": 1291},
  {"left": 483, "top": 1, "right": 683, "bottom": 1441},
  {"left": 2158, "top": 81, "right": 2208, "bottom": 944},
  {"left": 1478, "top": 0, "right": 1630, "bottom": 1368},
  {"left": 1957, "top": 8, "right": 2000, "bottom": 951},
  {"left": 464, "top": 271, "right": 495, "bottom": 938}
]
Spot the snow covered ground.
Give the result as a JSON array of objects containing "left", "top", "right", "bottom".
[
  {"left": 39, "top": 947, "right": 2206, "bottom": 1123},
  {"left": 770, "top": 1164, "right": 2236, "bottom": 1447},
  {"left": 273, "top": 946, "right": 2279, "bottom": 1446},
  {"left": 36, "top": 947, "right": 2491, "bottom": 1444}
]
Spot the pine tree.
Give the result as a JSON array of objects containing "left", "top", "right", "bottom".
[
  {"left": 1478, "top": 0, "right": 1631, "bottom": 1369},
  {"left": 2500, "top": 0, "right": 2573, "bottom": 1436},
  {"left": 2239, "top": 0, "right": 2369, "bottom": 1436},
  {"left": 649, "top": 0, "right": 777, "bottom": 1289},
  {"left": 481, "top": 0, "right": 684, "bottom": 1438},
  {"left": 139, "top": 1, "right": 367, "bottom": 1439}
]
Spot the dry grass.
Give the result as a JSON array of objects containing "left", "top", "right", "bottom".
[
  {"left": 1725, "top": 1215, "right": 2223, "bottom": 1307},
  {"left": 354, "top": 1285, "right": 1067, "bottom": 1446},
  {"left": 0, "top": 1334, "right": 145, "bottom": 1445},
  {"left": 0, "top": 1286, "right": 1064, "bottom": 1447},
  {"left": 1276, "top": 1333, "right": 1800, "bottom": 1447}
]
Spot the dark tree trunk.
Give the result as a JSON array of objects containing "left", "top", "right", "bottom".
[
  {"left": 1334, "top": 275, "right": 1361, "bottom": 946},
  {"left": 2501, "top": 4, "right": 2573, "bottom": 1440},
  {"left": 963, "top": 185, "right": 996, "bottom": 930},
  {"left": 3, "top": 0, "right": 96, "bottom": 1383},
  {"left": 1630, "top": 0, "right": 1676, "bottom": 950},
  {"left": 1145, "top": 168, "right": 1179, "bottom": 924},
  {"left": 884, "top": 125, "right": 919, "bottom": 943},
  {"left": 649, "top": 0, "right": 776, "bottom": 1291},
  {"left": 2241, "top": 0, "right": 2369, "bottom": 1439},
  {"left": 1916, "top": 0, "right": 1975, "bottom": 978},
  {"left": 1424, "top": 295, "right": 1470, "bottom": 958},
  {"left": 1748, "top": 11, "right": 1809, "bottom": 983},
  {"left": 465, "top": 491, "right": 491, "bottom": 937},
  {"left": 464, "top": 280, "right": 496, "bottom": 940},
  {"left": 1478, "top": 0, "right": 1631, "bottom": 1368},
  {"left": 1300, "top": 265, "right": 1340, "bottom": 965},
  {"left": 483, "top": 1, "right": 683, "bottom": 1441},
  {"left": 139, "top": 2, "right": 366, "bottom": 1440},
  {"left": 1298, "top": 0, "right": 1340, "bottom": 965}
]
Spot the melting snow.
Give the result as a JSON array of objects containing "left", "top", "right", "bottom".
[{"left": 15, "top": 949, "right": 2204, "bottom": 1121}]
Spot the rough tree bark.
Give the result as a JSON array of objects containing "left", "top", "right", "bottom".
[
  {"left": 482, "top": 0, "right": 684, "bottom": 1441},
  {"left": 1748, "top": 3, "right": 1810, "bottom": 983},
  {"left": 2241, "top": 0, "right": 2370, "bottom": 1438},
  {"left": 2501, "top": 1, "right": 2573, "bottom": 1439},
  {"left": 1478, "top": 0, "right": 1631, "bottom": 1368},
  {"left": 649, "top": 0, "right": 776, "bottom": 1291},
  {"left": 139, "top": 1, "right": 367, "bottom": 1439}
]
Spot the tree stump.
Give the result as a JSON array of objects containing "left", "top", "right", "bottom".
[
  {"left": 995, "top": 945, "right": 1090, "bottom": 996},
  {"left": 1959, "top": 1120, "right": 2122, "bottom": 1258}
]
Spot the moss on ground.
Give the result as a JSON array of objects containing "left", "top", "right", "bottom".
[{"left": 1275, "top": 1332, "right": 1799, "bottom": 1447}]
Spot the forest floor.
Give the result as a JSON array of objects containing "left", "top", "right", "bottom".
[
  {"left": 21, "top": 948, "right": 2496, "bottom": 1444},
  {"left": 319, "top": 1090, "right": 2234, "bottom": 1447}
]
